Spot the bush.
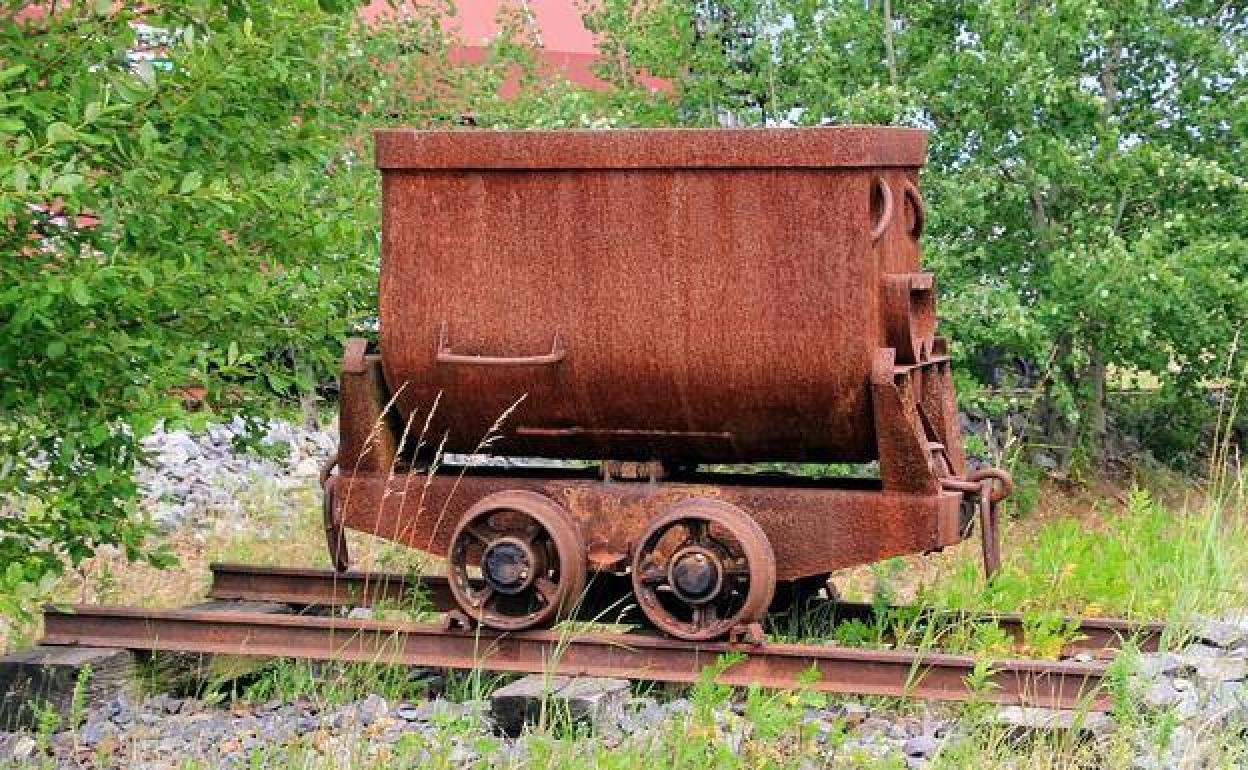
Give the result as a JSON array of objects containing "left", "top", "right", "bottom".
[{"left": 0, "top": 0, "right": 497, "bottom": 617}]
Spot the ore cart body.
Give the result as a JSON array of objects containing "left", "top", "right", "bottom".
[{"left": 323, "top": 127, "right": 1010, "bottom": 641}]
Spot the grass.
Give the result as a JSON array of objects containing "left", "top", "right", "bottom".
[
  {"left": 925, "top": 486, "right": 1248, "bottom": 621},
  {"left": 767, "top": 477, "right": 1248, "bottom": 660}
]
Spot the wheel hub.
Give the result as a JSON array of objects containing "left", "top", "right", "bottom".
[
  {"left": 481, "top": 537, "right": 536, "bottom": 595},
  {"left": 668, "top": 546, "right": 723, "bottom": 604}
]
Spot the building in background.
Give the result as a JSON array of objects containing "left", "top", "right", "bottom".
[{"left": 360, "top": 0, "right": 655, "bottom": 91}]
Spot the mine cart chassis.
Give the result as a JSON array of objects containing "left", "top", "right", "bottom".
[{"left": 321, "top": 339, "right": 1011, "bottom": 641}]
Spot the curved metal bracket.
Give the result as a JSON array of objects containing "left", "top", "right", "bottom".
[
  {"left": 870, "top": 176, "right": 895, "bottom": 242},
  {"left": 436, "top": 321, "right": 566, "bottom": 366},
  {"left": 941, "top": 468, "right": 1013, "bottom": 579},
  {"left": 319, "top": 453, "right": 350, "bottom": 573}
]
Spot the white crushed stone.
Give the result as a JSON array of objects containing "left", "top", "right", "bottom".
[{"left": 136, "top": 416, "right": 335, "bottom": 532}]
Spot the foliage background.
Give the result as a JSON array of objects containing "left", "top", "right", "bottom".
[
  {"left": 0, "top": 0, "right": 526, "bottom": 614},
  {"left": 1, "top": 0, "right": 1246, "bottom": 614}
]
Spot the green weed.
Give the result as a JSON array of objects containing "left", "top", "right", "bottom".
[{"left": 925, "top": 486, "right": 1248, "bottom": 622}]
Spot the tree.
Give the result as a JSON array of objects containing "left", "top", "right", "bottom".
[
  {"left": 0, "top": 0, "right": 485, "bottom": 616},
  {"left": 590, "top": 0, "right": 1248, "bottom": 469}
]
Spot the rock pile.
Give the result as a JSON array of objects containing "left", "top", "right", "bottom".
[
  {"left": 1126, "top": 616, "right": 1248, "bottom": 768},
  {"left": 0, "top": 688, "right": 955, "bottom": 770},
  {"left": 136, "top": 417, "right": 335, "bottom": 532}
]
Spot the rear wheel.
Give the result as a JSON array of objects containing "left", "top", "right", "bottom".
[{"left": 630, "top": 498, "right": 776, "bottom": 641}]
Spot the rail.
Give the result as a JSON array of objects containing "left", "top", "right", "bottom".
[
  {"left": 206, "top": 563, "right": 1165, "bottom": 656},
  {"left": 31, "top": 563, "right": 1176, "bottom": 711},
  {"left": 41, "top": 604, "right": 1109, "bottom": 710}
]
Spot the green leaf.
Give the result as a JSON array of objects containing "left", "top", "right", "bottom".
[
  {"left": 84, "top": 101, "right": 103, "bottom": 123},
  {"left": 46, "top": 122, "right": 76, "bottom": 143},
  {"left": 179, "top": 171, "right": 203, "bottom": 195},
  {"left": 0, "top": 117, "right": 23, "bottom": 133},
  {"left": 137, "top": 266, "right": 155, "bottom": 288},
  {"left": 69, "top": 279, "right": 92, "bottom": 306},
  {"left": 46, "top": 340, "right": 67, "bottom": 359},
  {"left": 113, "top": 76, "right": 140, "bottom": 104},
  {"left": 0, "top": 64, "right": 27, "bottom": 85},
  {"left": 12, "top": 164, "right": 29, "bottom": 193},
  {"left": 139, "top": 121, "right": 159, "bottom": 149},
  {"left": 48, "top": 173, "right": 84, "bottom": 194},
  {"left": 86, "top": 424, "right": 110, "bottom": 447}
]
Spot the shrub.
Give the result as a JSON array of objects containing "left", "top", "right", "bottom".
[{"left": 0, "top": 0, "right": 492, "bottom": 617}]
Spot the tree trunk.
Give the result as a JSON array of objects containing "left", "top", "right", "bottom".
[
  {"left": 1035, "top": 335, "right": 1079, "bottom": 472},
  {"left": 882, "top": 0, "right": 899, "bottom": 87},
  {"left": 1084, "top": 353, "right": 1109, "bottom": 469}
]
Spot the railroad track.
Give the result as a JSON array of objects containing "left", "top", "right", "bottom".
[
  {"left": 206, "top": 563, "right": 1166, "bottom": 656},
  {"left": 37, "top": 564, "right": 1167, "bottom": 712}
]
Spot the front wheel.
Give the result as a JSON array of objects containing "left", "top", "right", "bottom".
[{"left": 447, "top": 491, "right": 587, "bottom": 631}]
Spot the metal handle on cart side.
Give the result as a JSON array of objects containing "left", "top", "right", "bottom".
[
  {"left": 870, "top": 175, "right": 895, "bottom": 242},
  {"left": 436, "top": 321, "right": 566, "bottom": 366},
  {"left": 902, "top": 179, "right": 926, "bottom": 238}
]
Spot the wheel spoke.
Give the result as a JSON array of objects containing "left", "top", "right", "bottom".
[
  {"left": 684, "top": 518, "right": 708, "bottom": 544},
  {"left": 638, "top": 565, "right": 667, "bottom": 587},
  {"left": 522, "top": 518, "right": 543, "bottom": 541},
  {"left": 463, "top": 526, "right": 491, "bottom": 544},
  {"left": 534, "top": 577, "right": 559, "bottom": 606},
  {"left": 692, "top": 603, "right": 718, "bottom": 630},
  {"left": 464, "top": 589, "right": 491, "bottom": 611}
]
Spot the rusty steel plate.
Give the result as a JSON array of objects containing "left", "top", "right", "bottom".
[{"left": 374, "top": 127, "right": 927, "bottom": 170}]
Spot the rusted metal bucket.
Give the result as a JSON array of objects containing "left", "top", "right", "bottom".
[{"left": 374, "top": 128, "right": 936, "bottom": 465}]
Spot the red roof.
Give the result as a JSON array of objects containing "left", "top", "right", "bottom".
[
  {"left": 359, "top": 0, "right": 664, "bottom": 92},
  {"left": 19, "top": 2, "right": 661, "bottom": 92}
]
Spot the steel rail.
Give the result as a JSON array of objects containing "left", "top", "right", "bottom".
[
  {"left": 207, "top": 563, "right": 1165, "bottom": 655},
  {"left": 40, "top": 605, "right": 1108, "bottom": 710}
]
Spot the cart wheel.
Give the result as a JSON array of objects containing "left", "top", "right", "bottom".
[
  {"left": 447, "top": 491, "right": 587, "bottom": 631},
  {"left": 631, "top": 498, "right": 776, "bottom": 641}
]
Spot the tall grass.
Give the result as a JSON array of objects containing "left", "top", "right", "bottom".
[{"left": 926, "top": 485, "right": 1248, "bottom": 621}]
